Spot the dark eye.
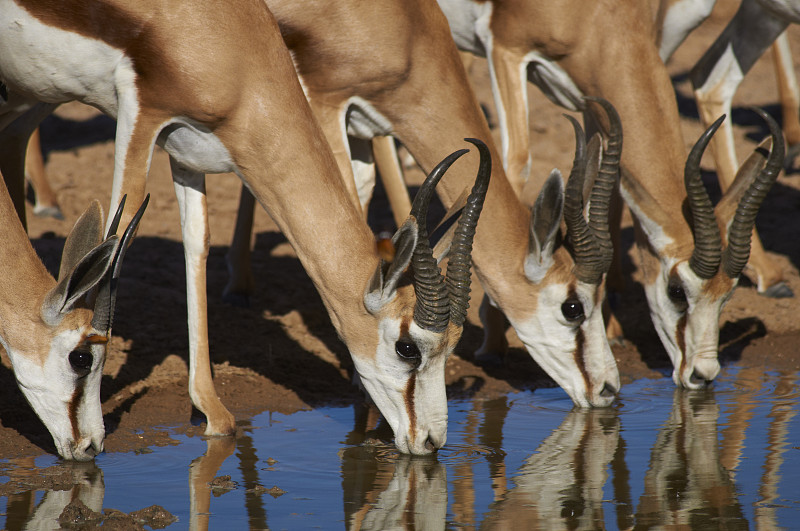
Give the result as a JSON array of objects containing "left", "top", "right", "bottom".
[
  {"left": 561, "top": 298, "right": 585, "bottom": 323},
  {"left": 69, "top": 350, "right": 93, "bottom": 373},
  {"left": 395, "top": 341, "right": 421, "bottom": 368},
  {"left": 667, "top": 280, "right": 688, "bottom": 310}
]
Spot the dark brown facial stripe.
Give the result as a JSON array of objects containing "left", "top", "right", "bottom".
[
  {"left": 677, "top": 313, "right": 687, "bottom": 378},
  {"left": 400, "top": 318, "right": 410, "bottom": 340},
  {"left": 405, "top": 373, "right": 417, "bottom": 445},
  {"left": 68, "top": 381, "right": 86, "bottom": 443},
  {"left": 574, "top": 328, "right": 592, "bottom": 398}
]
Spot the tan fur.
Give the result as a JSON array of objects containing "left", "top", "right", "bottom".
[
  {"left": 261, "top": 0, "right": 594, "bottom": 333},
  {"left": 0, "top": 168, "right": 67, "bottom": 366},
  {"left": 6, "top": 0, "right": 478, "bottom": 440}
]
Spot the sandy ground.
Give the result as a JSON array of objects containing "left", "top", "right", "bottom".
[{"left": 2, "top": 1, "right": 800, "bottom": 463}]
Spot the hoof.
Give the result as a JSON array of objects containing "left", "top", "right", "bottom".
[
  {"left": 33, "top": 205, "right": 65, "bottom": 220},
  {"left": 761, "top": 281, "right": 794, "bottom": 299},
  {"left": 222, "top": 291, "right": 250, "bottom": 308}
]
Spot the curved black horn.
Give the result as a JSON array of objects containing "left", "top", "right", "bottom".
[
  {"left": 562, "top": 115, "right": 602, "bottom": 284},
  {"left": 446, "top": 138, "right": 492, "bottom": 327},
  {"left": 722, "top": 108, "right": 784, "bottom": 278},
  {"left": 584, "top": 96, "right": 621, "bottom": 280},
  {"left": 91, "top": 194, "right": 150, "bottom": 334},
  {"left": 686, "top": 115, "right": 725, "bottom": 279},
  {"left": 411, "top": 149, "right": 469, "bottom": 332}
]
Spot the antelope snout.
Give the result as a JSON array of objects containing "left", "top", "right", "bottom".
[
  {"left": 67, "top": 436, "right": 104, "bottom": 461},
  {"left": 587, "top": 380, "right": 618, "bottom": 407},
  {"left": 399, "top": 424, "right": 447, "bottom": 455}
]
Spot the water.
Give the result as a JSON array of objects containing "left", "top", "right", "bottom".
[{"left": 1, "top": 366, "right": 799, "bottom": 529}]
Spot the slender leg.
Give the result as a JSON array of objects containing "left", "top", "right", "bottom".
[
  {"left": 372, "top": 136, "right": 412, "bottom": 228},
  {"left": 772, "top": 33, "right": 800, "bottom": 167},
  {"left": 26, "top": 127, "right": 63, "bottom": 219},
  {"left": 349, "top": 135, "right": 377, "bottom": 217},
  {"left": 0, "top": 103, "right": 57, "bottom": 229},
  {"left": 223, "top": 185, "right": 256, "bottom": 307},
  {"left": 487, "top": 43, "right": 532, "bottom": 196},
  {"left": 475, "top": 295, "right": 509, "bottom": 363},
  {"left": 172, "top": 158, "right": 236, "bottom": 436}
]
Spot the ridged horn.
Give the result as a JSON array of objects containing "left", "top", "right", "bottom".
[
  {"left": 411, "top": 149, "right": 469, "bottom": 331},
  {"left": 446, "top": 138, "right": 492, "bottom": 327},
  {"left": 685, "top": 115, "right": 725, "bottom": 279},
  {"left": 91, "top": 194, "right": 150, "bottom": 334},
  {"left": 562, "top": 115, "right": 602, "bottom": 284},
  {"left": 722, "top": 108, "right": 784, "bottom": 278},
  {"left": 584, "top": 97, "right": 621, "bottom": 280}
]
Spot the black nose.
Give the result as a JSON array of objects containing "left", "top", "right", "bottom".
[
  {"left": 425, "top": 435, "right": 440, "bottom": 453},
  {"left": 690, "top": 370, "right": 713, "bottom": 387},
  {"left": 77, "top": 439, "right": 102, "bottom": 459},
  {"left": 600, "top": 382, "right": 618, "bottom": 398}
]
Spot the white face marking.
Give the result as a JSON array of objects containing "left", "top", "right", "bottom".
[
  {"left": 351, "top": 318, "right": 449, "bottom": 455},
  {"left": 644, "top": 260, "right": 729, "bottom": 389},
  {"left": 509, "top": 282, "right": 619, "bottom": 408},
  {"left": 4, "top": 329, "right": 106, "bottom": 461}
]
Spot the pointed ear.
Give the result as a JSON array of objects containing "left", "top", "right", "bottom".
[
  {"left": 42, "top": 236, "right": 119, "bottom": 326},
  {"left": 715, "top": 136, "right": 771, "bottom": 232},
  {"left": 58, "top": 200, "right": 104, "bottom": 280},
  {"left": 364, "top": 219, "right": 418, "bottom": 314},
  {"left": 524, "top": 170, "right": 564, "bottom": 282}
]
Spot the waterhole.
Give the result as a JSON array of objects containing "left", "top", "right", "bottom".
[{"left": 1, "top": 366, "right": 799, "bottom": 529}]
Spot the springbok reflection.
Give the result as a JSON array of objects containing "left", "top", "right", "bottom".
[
  {"left": 634, "top": 388, "right": 746, "bottom": 527},
  {"left": 480, "top": 408, "right": 620, "bottom": 529},
  {"left": 3, "top": 460, "right": 103, "bottom": 529},
  {"left": 342, "top": 403, "right": 448, "bottom": 530}
]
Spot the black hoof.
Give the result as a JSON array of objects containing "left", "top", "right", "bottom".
[{"left": 761, "top": 281, "right": 794, "bottom": 299}]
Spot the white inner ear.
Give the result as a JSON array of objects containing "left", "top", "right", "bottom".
[
  {"left": 524, "top": 169, "right": 562, "bottom": 283},
  {"left": 524, "top": 247, "right": 554, "bottom": 283}
]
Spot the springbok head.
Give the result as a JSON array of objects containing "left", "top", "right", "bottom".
[
  {"left": 626, "top": 108, "right": 783, "bottom": 388},
  {"left": 2, "top": 195, "right": 147, "bottom": 460},
  {"left": 506, "top": 97, "right": 621, "bottom": 407},
  {"left": 355, "top": 138, "right": 490, "bottom": 455}
]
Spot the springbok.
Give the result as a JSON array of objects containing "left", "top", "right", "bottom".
[
  {"left": 430, "top": 0, "right": 786, "bottom": 388},
  {"left": 0, "top": 0, "right": 493, "bottom": 454},
  {"left": 225, "top": 0, "right": 621, "bottom": 408},
  {"left": 0, "top": 157, "right": 147, "bottom": 461},
  {"left": 652, "top": 0, "right": 799, "bottom": 298}
]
